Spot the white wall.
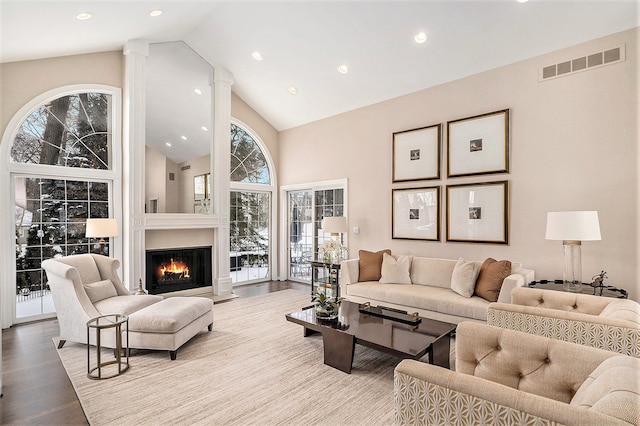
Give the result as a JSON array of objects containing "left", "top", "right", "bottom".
[{"left": 278, "top": 28, "right": 639, "bottom": 301}]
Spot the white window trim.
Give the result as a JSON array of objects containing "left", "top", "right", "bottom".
[
  {"left": 279, "top": 178, "right": 348, "bottom": 281},
  {"left": 0, "top": 84, "right": 122, "bottom": 328},
  {"left": 229, "top": 117, "right": 277, "bottom": 283}
]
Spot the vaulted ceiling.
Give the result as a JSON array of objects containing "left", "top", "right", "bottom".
[{"left": 2, "top": 1, "right": 638, "bottom": 136}]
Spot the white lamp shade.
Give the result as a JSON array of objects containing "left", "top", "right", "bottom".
[
  {"left": 545, "top": 211, "right": 601, "bottom": 241},
  {"left": 321, "top": 216, "right": 347, "bottom": 234},
  {"left": 86, "top": 218, "right": 118, "bottom": 238}
]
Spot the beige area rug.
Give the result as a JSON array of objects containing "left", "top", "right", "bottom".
[{"left": 55, "top": 290, "right": 403, "bottom": 425}]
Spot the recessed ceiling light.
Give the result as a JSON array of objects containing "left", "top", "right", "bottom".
[
  {"left": 337, "top": 65, "right": 349, "bottom": 74},
  {"left": 252, "top": 51, "right": 263, "bottom": 61},
  {"left": 201, "top": 126, "right": 208, "bottom": 131},
  {"left": 165, "top": 142, "right": 172, "bottom": 147},
  {"left": 194, "top": 88, "right": 202, "bottom": 95},
  {"left": 414, "top": 32, "right": 428, "bottom": 44},
  {"left": 149, "top": 9, "right": 163, "bottom": 17},
  {"left": 288, "top": 86, "right": 298, "bottom": 95},
  {"left": 181, "top": 136, "right": 187, "bottom": 140},
  {"left": 76, "top": 12, "right": 92, "bottom": 21},
  {"left": 517, "top": 0, "right": 529, "bottom": 3}
]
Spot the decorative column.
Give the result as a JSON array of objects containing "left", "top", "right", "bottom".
[
  {"left": 123, "top": 40, "right": 148, "bottom": 291},
  {"left": 212, "top": 67, "right": 234, "bottom": 295}
]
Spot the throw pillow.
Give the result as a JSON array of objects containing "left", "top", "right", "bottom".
[
  {"left": 379, "top": 253, "right": 413, "bottom": 284},
  {"left": 84, "top": 279, "right": 118, "bottom": 303},
  {"left": 450, "top": 258, "right": 480, "bottom": 298},
  {"left": 359, "top": 249, "right": 391, "bottom": 281},
  {"left": 474, "top": 258, "right": 512, "bottom": 302}
]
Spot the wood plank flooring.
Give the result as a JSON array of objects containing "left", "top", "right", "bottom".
[{"left": 0, "top": 280, "right": 308, "bottom": 425}]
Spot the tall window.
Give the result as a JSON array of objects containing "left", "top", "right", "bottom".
[
  {"left": 8, "top": 89, "right": 118, "bottom": 322},
  {"left": 229, "top": 122, "right": 274, "bottom": 285}
]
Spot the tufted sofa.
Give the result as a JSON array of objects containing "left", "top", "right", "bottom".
[
  {"left": 394, "top": 322, "right": 640, "bottom": 425},
  {"left": 488, "top": 287, "right": 640, "bottom": 357},
  {"left": 340, "top": 254, "right": 534, "bottom": 324},
  {"left": 42, "top": 254, "right": 214, "bottom": 360}
]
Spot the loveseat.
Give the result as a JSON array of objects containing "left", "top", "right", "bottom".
[
  {"left": 340, "top": 250, "right": 534, "bottom": 324},
  {"left": 42, "top": 254, "right": 214, "bottom": 360},
  {"left": 394, "top": 322, "right": 640, "bottom": 425}
]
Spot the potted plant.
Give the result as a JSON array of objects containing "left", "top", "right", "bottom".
[{"left": 312, "top": 292, "right": 344, "bottom": 320}]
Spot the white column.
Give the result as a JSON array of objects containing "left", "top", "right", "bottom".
[
  {"left": 123, "top": 40, "right": 148, "bottom": 291},
  {"left": 212, "top": 67, "right": 234, "bottom": 295}
]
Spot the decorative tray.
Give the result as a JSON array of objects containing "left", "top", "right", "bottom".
[{"left": 359, "top": 302, "right": 421, "bottom": 326}]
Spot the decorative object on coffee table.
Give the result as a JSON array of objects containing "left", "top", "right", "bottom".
[{"left": 312, "top": 292, "right": 343, "bottom": 320}]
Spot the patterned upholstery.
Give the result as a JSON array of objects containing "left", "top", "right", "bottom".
[
  {"left": 394, "top": 322, "right": 638, "bottom": 425},
  {"left": 487, "top": 287, "right": 640, "bottom": 357}
]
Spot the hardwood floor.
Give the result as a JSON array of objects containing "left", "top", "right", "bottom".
[{"left": 0, "top": 280, "right": 308, "bottom": 425}]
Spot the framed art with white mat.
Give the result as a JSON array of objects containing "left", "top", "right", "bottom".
[
  {"left": 392, "top": 186, "right": 440, "bottom": 241},
  {"left": 392, "top": 124, "right": 441, "bottom": 182},
  {"left": 446, "top": 181, "right": 509, "bottom": 244}
]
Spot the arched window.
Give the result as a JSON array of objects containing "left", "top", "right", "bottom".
[
  {"left": 4, "top": 86, "right": 120, "bottom": 323},
  {"left": 229, "top": 122, "right": 274, "bottom": 285}
]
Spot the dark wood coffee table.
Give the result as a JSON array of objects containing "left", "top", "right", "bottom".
[{"left": 285, "top": 301, "right": 456, "bottom": 374}]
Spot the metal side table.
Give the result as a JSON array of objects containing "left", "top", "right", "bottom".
[{"left": 87, "top": 314, "right": 130, "bottom": 380}]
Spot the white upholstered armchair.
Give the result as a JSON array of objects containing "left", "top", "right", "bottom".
[
  {"left": 487, "top": 287, "right": 640, "bottom": 357},
  {"left": 394, "top": 322, "right": 640, "bottom": 425},
  {"left": 42, "top": 254, "right": 214, "bottom": 359}
]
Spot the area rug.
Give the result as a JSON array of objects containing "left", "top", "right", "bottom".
[{"left": 55, "top": 290, "right": 400, "bottom": 425}]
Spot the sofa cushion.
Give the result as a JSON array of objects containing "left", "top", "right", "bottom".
[
  {"left": 359, "top": 249, "right": 391, "bottom": 281},
  {"left": 128, "top": 297, "right": 214, "bottom": 333},
  {"left": 475, "top": 258, "right": 512, "bottom": 302},
  {"left": 570, "top": 356, "right": 640, "bottom": 425},
  {"left": 346, "top": 282, "right": 489, "bottom": 321},
  {"left": 599, "top": 300, "right": 640, "bottom": 325},
  {"left": 410, "top": 257, "right": 457, "bottom": 289},
  {"left": 93, "top": 294, "right": 164, "bottom": 316},
  {"left": 84, "top": 279, "right": 118, "bottom": 303},
  {"left": 379, "top": 253, "right": 412, "bottom": 284},
  {"left": 450, "top": 258, "right": 480, "bottom": 298}
]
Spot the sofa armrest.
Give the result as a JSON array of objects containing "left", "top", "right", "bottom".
[
  {"left": 394, "top": 360, "right": 627, "bottom": 426},
  {"left": 496, "top": 267, "right": 534, "bottom": 303},
  {"left": 487, "top": 302, "right": 640, "bottom": 357},
  {"left": 340, "top": 258, "right": 359, "bottom": 285}
]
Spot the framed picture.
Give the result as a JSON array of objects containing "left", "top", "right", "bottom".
[
  {"left": 446, "top": 181, "right": 509, "bottom": 244},
  {"left": 392, "top": 186, "right": 440, "bottom": 241},
  {"left": 447, "top": 109, "right": 509, "bottom": 178},
  {"left": 392, "top": 124, "right": 441, "bottom": 182}
]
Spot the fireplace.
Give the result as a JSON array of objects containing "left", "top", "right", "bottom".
[{"left": 146, "top": 246, "right": 212, "bottom": 295}]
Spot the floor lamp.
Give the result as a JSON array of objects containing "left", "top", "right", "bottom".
[
  {"left": 86, "top": 218, "right": 118, "bottom": 256},
  {"left": 545, "top": 211, "right": 601, "bottom": 292}
]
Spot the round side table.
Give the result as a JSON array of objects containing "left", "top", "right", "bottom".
[
  {"left": 86, "top": 314, "right": 130, "bottom": 380},
  {"left": 528, "top": 280, "right": 628, "bottom": 299}
]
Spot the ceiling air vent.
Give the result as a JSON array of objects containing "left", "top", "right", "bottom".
[
  {"left": 539, "top": 44, "right": 625, "bottom": 82},
  {"left": 181, "top": 165, "right": 191, "bottom": 171}
]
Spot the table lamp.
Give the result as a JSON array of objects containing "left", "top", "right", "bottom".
[
  {"left": 322, "top": 216, "right": 347, "bottom": 241},
  {"left": 86, "top": 218, "right": 118, "bottom": 255},
  {"left": 545, "top": 211, "right": 601, "bottom": 292}
]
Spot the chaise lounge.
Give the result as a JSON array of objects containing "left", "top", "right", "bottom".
[{"left": 42, "top": 254, "right": 214, "bottom": 360}]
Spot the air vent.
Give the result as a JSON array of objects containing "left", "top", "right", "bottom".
[
  {"left": 168, "top": 172, "right": 175, "bottom": 181},
  {"left": 539, "top": 44, "right": 625, "bottom": 82},
  {"left": 180, "top": 165, "right": 191, "bottom": 171}
]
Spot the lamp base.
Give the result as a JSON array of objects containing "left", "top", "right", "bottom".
[{"left": 562, "top": 240, "right": 582, "bottom": 293}]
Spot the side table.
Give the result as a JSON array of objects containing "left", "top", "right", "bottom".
[
  {"left": 528, "top": 280, "right": 628, "bottom": 299},
  {"left": 86, "top": 314, "right": 130, "bottom": 380}
]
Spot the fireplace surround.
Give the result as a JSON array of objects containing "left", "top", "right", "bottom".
[{"left": 146, "top": 246, "right": 212, "bottom": 295}]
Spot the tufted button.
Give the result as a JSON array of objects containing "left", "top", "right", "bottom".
[
  {"left": 496, "top": 345, "right": 501, "bottom": 351},
  {"left": 518, "top": 372, "right": 524, "bottom": 378},
  {"left": 545, "top": 358, "right": 550, "bottom": 363},
  {"left": 573, "top": 304, "right": 578, "bottom": 309},
  {"left": 539, "top": 298, "right": 544, "bottom": 304}
]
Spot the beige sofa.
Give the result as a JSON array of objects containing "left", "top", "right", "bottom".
[
  {"left": 488, "top": 286, "right": 640, "bottom": 357},
  {"left": 340, "top": 254, "right": 534, "bottom": 324},
  {"left": 395, "top": 322, "right": 640, "bottom": 425},
  {"left": 42, "top": 254, "right": 214, "bottom": 360}
]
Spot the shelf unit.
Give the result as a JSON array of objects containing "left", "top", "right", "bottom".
[{"left": 310, "top": 260, "right": 341, "bottom": 300}]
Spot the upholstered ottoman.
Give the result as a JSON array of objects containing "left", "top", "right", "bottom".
[{"left": 127, "top": 296, "right": 214, "bottom": 360}]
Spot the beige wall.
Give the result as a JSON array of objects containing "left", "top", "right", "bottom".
[
  {"left": 0, "top": 51, "right": 123, "bottom": 132},
  {"left": 279, "top": 28, "right": 639, "bottom": 301}
]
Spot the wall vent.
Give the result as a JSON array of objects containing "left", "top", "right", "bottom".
[
  {"left": 180, "top": 165, "right": 191, "bottom": 171},
  {"left": 539, "top": 44, "right": 625, "bottom": 82}
]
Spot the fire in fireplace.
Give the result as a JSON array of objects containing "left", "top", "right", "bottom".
[{"left": 146, "top": 246, "right": 212, "bottom": 295}]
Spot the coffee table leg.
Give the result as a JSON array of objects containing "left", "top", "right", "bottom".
[
  {"left": 429, "top": 334, "right": 451, "bottom": 369},
  {"left": 322, "top": 328, "right": 355, "bottom": 374}
]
